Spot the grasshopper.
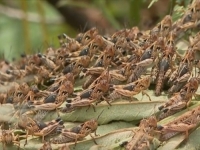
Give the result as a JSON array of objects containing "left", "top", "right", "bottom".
[
  {"left": 82, "top": 67, "right": 105, "bottom": 89},
  {"left": 6, "top": 69, "right": 26, "bottom": 79},
  {"left": 47, "top": 73, "right": 74, "bottom": 92},
  {"left": 128, "top": 38, "right": 164, "bottom": 83},
  {"left": 34, "top": 66, "right": 53, "bottom": 88},
  {"left": 5, "top": 82, "right": 30, "bottom": 105},
  {"left": 87, "top": 67, "right": 110, "bottom": 91},
  {"left": 19, "top": 115, "right": 64, "bottom": 146},
  {"left": 155, "top": 57, "right": 170, "bottom": 96},
  {"left": 58, "top": 33, "right": 80, "bottom": 52},
  {"left": 86, "top": 35, "right": 113, "bottom": 60},
  {"left": 108, "top": 75, "right": 151, "bottom": 102},
  {"left": 31, "top": 92, "right": 68, "bottom": 121},
  {"left": 172, "top": 0, "right": 200, "bottom": 36},
  {"left": 182, "top": 0, "right": 200, "bottom": 24},
  {"left": 109, "top": 62, "right": 135, "bottom": 85},
  {"left": 25, "top": 81, "right": 70, "bottom": 121},
  {"left": 158, "top": 105, "right": 200, "bottom": 141},
  {"left": 50, "top": 129, "right": 88, "bottom": 145},
  {"left": 168, "top": 62, "right": 192, "bottom": 95},
  {"left": 62, "top": 78, "right": 110, "bottom": 113},
  {"left": 82, "top": 67, "right": 110, "bottom": 90},
  {"left": 113, "top": 37, "right": 130, "bottom": 59},
  {"left": 37, "top": 53, "right": 56, "bottom": 71},
  {"left": 155, "top": 32, "right": 176, "bottom": 96},
  {"left": 51, "top": 110, "right": 103, "bottom": 145},
  {"left": 51, "top": 122, "right": 94, "bottom": 144},
  {"left": 80, "top": 27, "right": 99, "bottom": 45},
  {"left": 155, "top": 15, "right": 172, "bottom": 37},
  {"left": 122, "top": 116, "right": 158, "bottom": 150},
  {"left": 158, "top": 77, "right": 199, "bottom": 120},
  {"left": 93, "top": 44, "right": 115, "bottom": 68},
  {"left": 0, "top": 71, "right": 14, "bottom": 82},
  {"left": 66, "top": 34, "right": 108, "bottom": 59},
  {"left": 0, "top": 129, "right": 20, "bottom": 150},
  {"left": 63, "top": 56, "right": 90, "bottom": 78}
]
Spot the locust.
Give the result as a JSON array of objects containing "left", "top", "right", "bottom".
[
  {"left": 31, "top": 92, "right": 68, "bottom": 121},
  {"left": 51, "top": 110, "right": 103, "bottom": 145},
  {"left": 154, "top": 32, "right": 176, "bottom": 96},
  {"left": 109, "top": 62, "right": 135, "bottom": 85},
  {"left": 121, "top": 116, "right": 158, "bottom": 150},
  {"left": 127, "top": 38, "right": 164, "bottom": 83},
  {"left": 158, "top": 77, "right": 199, "bottom": 120},
  {"left": 63, "top": 55, "right": 90, "bottom": 78},
  {"left": 108, "top": 75, "right": 151, "bottom": 102},
  {"left": 0, "top": 129, "right": 20, "bottom": 150},
  {"left": 61, "top": 78, "right": 110, "bottom": 113},
  {"left": 18, "top": 115, "right": 64, "bottom": 146},
  {"left": 158, "top": 105, "right": 200, "bottom": 141},
  {"left": 93, "top": 44, "right": 115, "bottom": 68}
]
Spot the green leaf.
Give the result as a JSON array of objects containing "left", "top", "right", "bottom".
[
  {"left": 157, "top": 134, "right": 185, "bottom": 150},
  {"left": 47, "top": 101, "right": 165, "bottom": 124},
  {"left": 176, "top": 127, "right": 200, "bottom": 150},
  {"left": 97, "top": 121, "right": 134, "bottom": 135},
  {"left": 0, "top": 104, "right": 15, "bottom": 122},
  {"left": 129, "top": 0, "right": 142, "bottom": 25}
]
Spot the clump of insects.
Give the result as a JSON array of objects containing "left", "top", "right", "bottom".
[{"left": 1, "top": 0, "right": 200, "bottom": 149}]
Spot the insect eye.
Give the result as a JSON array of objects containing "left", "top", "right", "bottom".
[
  {"left": 85, "top": 36, "right": 90, "bottom": 40},
  {"left": 117, "top": 46, "right": 121, "bottom": 50},
  {"left": 17, "top": 92, "right": 23, "bottom": 97},
  {"left": 140, "top": 85, "right": 144, "bottom": 88},
  {"left": 143, "top": 39, "right": 147, "bottom": 42},
  {"left": 78, "top": 64, "right": 83, "bottom": 68},
  {"left": 59, "top": 56, "right": 63, "bottom": 60},
  {"left": 164, "top": 26, "right": 168, "bottom": 30},
  {"left": 158, "top": 24, "right": 161, "bottom": 29},
  {"left": 157, "top": 47, "right": 161, "bottom": 51},
  {"left": 62, "top": 91, "right": 68, "bottom": 95},
  {"left": 85, "top": 127, "right": 90, "bottom": 130},
  {"left": 93, "top": 45, "right": 98, "bottom": 49},
  {"left": 167, "top": 40, "right": 171, "bottom": 44}
]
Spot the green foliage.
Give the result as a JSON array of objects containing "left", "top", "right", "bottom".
[
  {"left": 148, "top": 0, "right": 159, "bottom": 8},
  {"left": 0, "top": 0, "right": 176, "bottom": 61}
]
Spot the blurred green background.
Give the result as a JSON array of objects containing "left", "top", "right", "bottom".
[{"left": 0, "top": 0, "right": 188, "bottom": 61}]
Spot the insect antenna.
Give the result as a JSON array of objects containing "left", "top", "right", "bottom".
[{"left": 96, "top": 109, "right": 105, "bottom": 122}]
